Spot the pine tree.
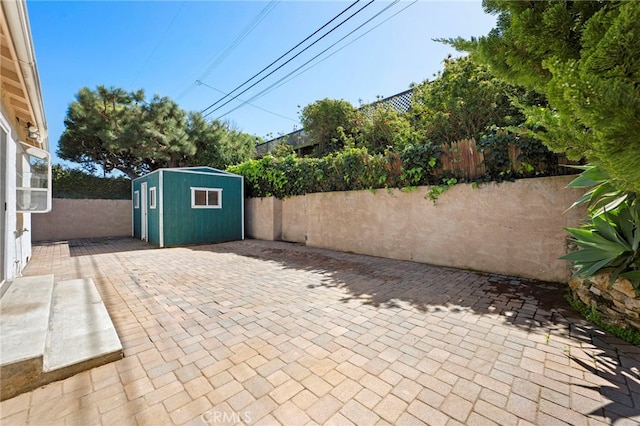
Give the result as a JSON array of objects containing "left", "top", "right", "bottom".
[
  {"left": 448, "top": 1, "right": 640, "bottom": 193},
  {"left": 59, "top": 86, "right": 256, "bottom": 177}
]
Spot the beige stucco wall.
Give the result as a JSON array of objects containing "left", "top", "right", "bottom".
[
  {"left": 246, "top": 176, "right": 586, "bottom": 282},
  {"left": 245, "top": 197, "right": 282, "bottom": 241},
  {"left": 281, "top": 196, "right": 307, "bottom": 243},
  {"left": 31, "top": 199, "right": 132, "bottom": 241}
]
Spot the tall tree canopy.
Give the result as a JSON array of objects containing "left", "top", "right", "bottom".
[
  {"left": 448, "top": 1, "right": 640, "bottom": 193},
  {"left": 59, "top": 86, "right": 256, "bottom": 178},
  {"left": 410, "top": 56, "right": 545, "bottom": 144}
]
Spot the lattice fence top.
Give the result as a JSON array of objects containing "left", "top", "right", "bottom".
[
  {"left": 258, "top": 88, "right": 415, "bottom": 154},
  {"left": 365, "top": 89, "right": 414, "bottom": 114}
]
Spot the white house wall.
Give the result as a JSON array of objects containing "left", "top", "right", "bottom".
[
  {"left": 0, "top": 106, "right": 31, "bottom": 282},
  {"left": 2, "top": 109, "right": 32, "bottom": 280},
  {"left": 0, "top": 0, "right": 48, "bottom": 285}
]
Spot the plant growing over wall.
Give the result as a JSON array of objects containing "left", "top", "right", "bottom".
[
  {"left": 230, "top": 139, "right": 573, "bottom": 200},
  {"left": 399, "top": 143, "right": 442, "bottom": 187},
  {"left": 476, "top": 126, "right": 557, "bottom": 183}
]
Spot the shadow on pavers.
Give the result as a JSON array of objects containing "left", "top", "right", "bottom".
[
  {"left": 192, "top": 239, "right": 640, "bottom": 425},
  {"left": 46, "top": 237, "right": 639, "bottom": 424}
]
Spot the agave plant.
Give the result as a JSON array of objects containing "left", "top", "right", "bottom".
[
  {"left": 562, "top": 201, "right": 640, "bottom": 290},
  {"left": 566, "top": 164, "right": 636, "bottom": 216}
]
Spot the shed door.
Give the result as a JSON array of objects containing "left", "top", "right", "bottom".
[{"left": 141, "top": 182, "right": 148, "bottom": 241}]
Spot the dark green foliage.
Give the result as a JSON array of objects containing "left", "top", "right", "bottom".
[
  {"left": 299, "top": 98, "right": 359, "bottom": 155},
  {"left": 228, "top": 139, "right": 569, "bottom": 200},
  {"left": 410, "top": 56, "right": 543, "bottom": 144},
  {"left": 355, "top": 103, "right": 415, "bottom": 154},
  {"left": 447, "top": 1, "right": 640, "bottom": 193},
  {"left": 228, "top": 148, "right": 398, "bottom": 199},
  {"left": 270, "top": 139, "right": 296, "bottom": 158},
  {"left": 184, "top": 114, "right": 257, "bottom": 169},
  {"left": 398, "top": 143, "right": 441, "bottom": 186},
  {"left": 59, "top": 86, "right": 194, "bottom": 178},
  {"left": 59, "top": 86, "right": 256, "bottom": 178},
  {"left": 52, "top": 165, "right": 131, "bottom": 199},
  {"left": 476, "top": 127, "right": 558, "bottom": 183}
]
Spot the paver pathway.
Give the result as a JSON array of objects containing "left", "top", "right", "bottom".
[{"left": 1, "top": 238, "right": 639, "bottom": 425}]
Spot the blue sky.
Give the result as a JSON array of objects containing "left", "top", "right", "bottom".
[{"left": 27, "top": 1, "right": 497, "bottom": 166}]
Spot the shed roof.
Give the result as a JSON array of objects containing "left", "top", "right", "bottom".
[{"left": 133, "top": 166, "right": 242, "bottom": 181}]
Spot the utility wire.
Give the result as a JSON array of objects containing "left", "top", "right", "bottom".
[
  {"left": 200, "top": 1, "right": 279, "bottom": 80},
  {"left": 201, "top": 0, "right": 368, "bottom": 115},
  {"left": 176, "top": 1, "right": 278, "bottom": 101},
  {"left": 215, "top": 0, "right": 406, "bottom": 121},
  {"left": 255, "top": 1, "right": 418, "bottom": 101},
  {"left": 130, "top": 1, "right": 186, "bottom": 87},
  {"left": 195, "top": 80, "right": 298, "bottom": 122}
]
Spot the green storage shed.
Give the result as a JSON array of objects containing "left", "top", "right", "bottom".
[{"left": 132, "top": 167, "right": 244, "bottom": 247}]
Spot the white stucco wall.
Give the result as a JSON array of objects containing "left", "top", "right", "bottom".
[{"left": 0, "top": 108, "right": 32, "bottom": 282}]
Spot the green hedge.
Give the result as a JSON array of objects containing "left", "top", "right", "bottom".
[
  {"left": 229, "top": 139, "right": 572, "bottom": 199},
  {"left": 52, "top": 165, "right": 131, "bottom": 199}
]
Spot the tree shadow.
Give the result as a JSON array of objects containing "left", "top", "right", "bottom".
[
  {"left": 49, "top": 237, "right": 639, "bottom": 424},
  {"left": 193, "top": 239, "right": 577, "bottom": 332},
  {"left": 191, "top": 239, "right": 640, "bottom": 424},
  {"left": 564, "top": 322, "right": 640, "bottom": 425}
]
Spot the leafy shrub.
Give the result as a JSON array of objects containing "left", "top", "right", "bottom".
[
  {"left": 356, "top": 103, "right": 415, "bottom": 154},
  {"left": 399, "top": 143, "right": 442, "bottom": 186},
  {"left": 410, "top": 56, "right": 541, "bottom": 144},
  {"left": 476, "top": 127, "right": 559, "bottom": 183},
  {"left": 229, "top": 148, "right": 402, "bottom": 198},
  {"left": 299, "top": 99, "right": 359, "bottom": 156},
  {"left": 230, "top": 135, "right": 573, "bottom": 200}
]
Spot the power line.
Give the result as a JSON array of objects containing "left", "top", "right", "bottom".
[
  {"left": 201, "top": 0, "right": 369, "bottom": 116},
  {"left": 130, "top": 1, "right": 186, "bottom": 87},
  {"left": 195, "top": 80, "right": 298, "bottom": 122},
  {"left": 215, "top": 1, "right": 410, "bottom": 121},
  {"left": 255, "top": 0, "right": 418, "bottom": 102},
  {"left": 199, "top": 1, "right": 279, "bottom": 81},
  {"left": 176, "top": 1, "right": 279, "bottom": 101}
]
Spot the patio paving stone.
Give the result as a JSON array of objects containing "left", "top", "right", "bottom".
[{"left": 0, "top": 237, "right": 638, "bottom": 425}]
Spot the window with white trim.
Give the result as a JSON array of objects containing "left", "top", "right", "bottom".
[
  {"left": 149, "top": 187, "right": 156, "bottom": 209},
  {"left": 191, "top": 187, "right": 222, "bottom": 209},
  {"left": 16, "top": 141, "right": 51, "bottom": 213},
  {"left": 134, "top": 191, "right": 140, "bottom": 209}
]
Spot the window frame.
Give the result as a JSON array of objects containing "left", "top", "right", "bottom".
[
  {"left": 191, "top": 187, "right": 222, "bottom": 209},
  {"left": 133, "top": 191, "right": 140, "bottom": 209},
  {"left": 16, "top": 141, "right": 51, "bottom": 213},
  {"left": 149, "top": 187, "right": 157, "bottom": 209}
]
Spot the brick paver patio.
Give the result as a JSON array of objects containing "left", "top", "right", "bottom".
[{"left": 1, "top": 237, "right": 639, "bottom": 425}]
